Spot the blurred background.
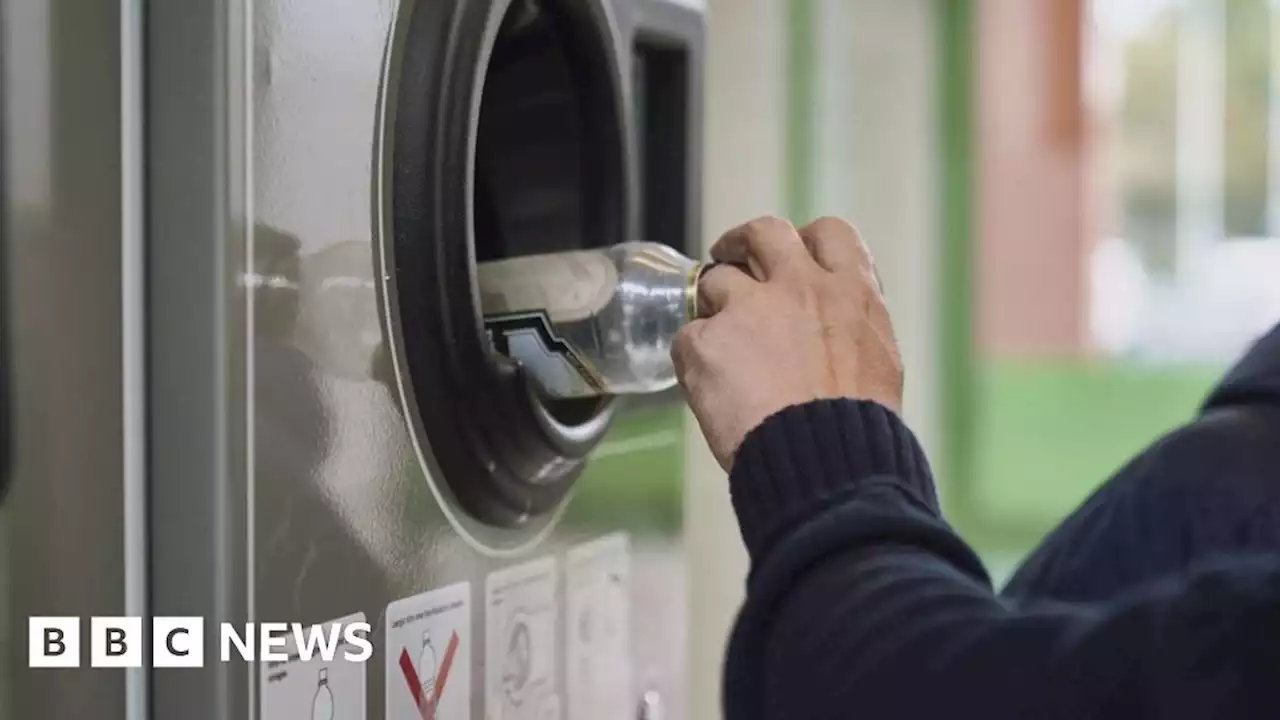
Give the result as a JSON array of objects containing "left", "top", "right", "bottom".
[{"left": 684, "top": 0, "right": 1280, "bottom": 714}]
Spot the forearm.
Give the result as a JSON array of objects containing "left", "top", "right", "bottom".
[
  {"left": 744, "top": 528, "right": 1280, "bottom": 719},
  {"left": 723, "top": 399, "right": 1280, "bottom": 720}
]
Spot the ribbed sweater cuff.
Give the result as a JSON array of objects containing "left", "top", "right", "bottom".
[{"left": 728, "top": 398, "right": 938, "bottom": 562}]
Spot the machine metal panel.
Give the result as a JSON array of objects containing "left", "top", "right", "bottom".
[
  {"left": 0, "top": 0, "right": 702, "bottom": 716},
  {"left": 0, "top": 0, "right": 703, "bottom": 715},
  {"left": 2, "top": 0, "right": 133, "bottom": 717},
  {"left": 147, "top": 0, "right": 704, "bottom": 718},
  {"left": 145, "top": 0, "right": 253, "bottom": 715}
]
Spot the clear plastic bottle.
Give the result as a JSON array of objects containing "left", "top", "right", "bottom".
[
  {"left": 311, "top": 668, "right": 334, "bottom": 720},
  {"left": 477, "top": 242, "right": 709, "bottom": 399}
]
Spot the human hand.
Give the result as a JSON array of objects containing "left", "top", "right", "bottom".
[{"left": 673, "top": 216, "right": 903, "bottom": 472}]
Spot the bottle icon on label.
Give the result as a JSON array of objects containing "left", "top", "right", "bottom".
[
  {"left": 311, "top": 667, "right": 334, "bottom": 720},
  {"left": 418, "top": 630, "right": 439, "bottom": 706}
]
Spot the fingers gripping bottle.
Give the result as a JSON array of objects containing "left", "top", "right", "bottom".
[
  {"left": 477, "top": 242, "right": 713, "bottom": 399},
  {"left": 311, "top": 668, "right": 334, "bottom": 720}
]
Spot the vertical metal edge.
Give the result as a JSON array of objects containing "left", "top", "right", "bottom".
[
  {"left": 0, "top": 5, "right": 9, "bottom": 715},
  {"left": 239, "top": 0, "right": 257, "bottom": 711},
  {"left": 9, "top": 0, "right": 128, "bottom": 714},
  {"left": 212, "top": 0, "right": 233, "bottom": 709},
  {"left": 147, "top": 0, "right": 250, "bottom": 714},
  {"left": 120, "top": 0, "right": 149, "bottom": 716},
  {"left": 219, "top": 0, "right": 252, "bottom": 714}
]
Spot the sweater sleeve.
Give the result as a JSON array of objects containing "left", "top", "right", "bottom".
[{"left": 722, "top": 399, "right": 1280, "bottom": 720}]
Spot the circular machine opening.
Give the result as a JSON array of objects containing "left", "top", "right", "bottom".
[
  {"left": 386, "top": 0, "right": 629, "bottom": 533},
  {"left": 473, "top": 0, "right": 618, "bottom": 427}
]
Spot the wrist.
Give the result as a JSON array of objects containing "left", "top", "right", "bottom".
[{"left": 727, "top": 398, "right": 937, "bottom": 562}]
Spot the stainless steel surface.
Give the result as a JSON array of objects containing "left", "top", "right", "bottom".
[
  {"left": 147, "top": 0, "right": 252, "bottom": 715},
  {"left": 121, "top": 0, "right": 150, "bottom": 716},
  {"left": 246, "top": 0, "right": 695, "bottom": 715},
  {"left": 3, "top": 0, "right": 703, "bottom": 716},
  {"left": 2, "top": 1, "right": 128, "bottom": 718}
]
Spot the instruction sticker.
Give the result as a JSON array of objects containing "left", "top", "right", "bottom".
[
  {"left": 385, "top": 582, "right": 472, "bottom": 720},
  {"left": 565, "top": 534, "right": 631, "bottom": 720},
  {"left": 485, "top": 557, "right": 560, "bottom": 720},
  {"left": 259, "top": 612, "right": 368, "bottom": 720}
]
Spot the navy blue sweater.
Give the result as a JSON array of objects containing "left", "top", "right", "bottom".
[{"left": 723, "top": 324, "right": 1280, "bottom": 719}]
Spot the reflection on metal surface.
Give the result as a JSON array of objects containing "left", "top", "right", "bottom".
[
  {"left": 297, "top": 241, "right": 383, "bottom": 381},
  {"left": 244, "top": 274, "right": 300, "bottom": 291}
]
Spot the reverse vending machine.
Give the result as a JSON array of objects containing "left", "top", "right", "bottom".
[{"left": 1, "top": 0, "right": 704, "bottom": 717}]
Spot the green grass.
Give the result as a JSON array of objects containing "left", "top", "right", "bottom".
[{"left": 958, "top": 359, "right": 1223, "bottom": 548}]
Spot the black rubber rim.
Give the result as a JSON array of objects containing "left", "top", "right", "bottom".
[{"left": 389, "top": 0, "right": 628, "bottom": 526}]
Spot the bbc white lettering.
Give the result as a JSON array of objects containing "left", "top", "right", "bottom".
[
  {"left": 92, "top": 617, "right": 142, "bottom": 667},
  {"left": 28, "top": 617, "right": 79, "bottom": 668},
  {"left": 29, "top": 617, "right": 375, "bottom": 667},
  {"left": 152, "top": 617, "right": 203, "bottom": 668}
]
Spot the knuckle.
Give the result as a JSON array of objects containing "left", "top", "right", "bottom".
[
  {"left": 808, "top": 216, "right": 856, "bottom": 239},
  {"left": 747, "top": 215, "right": 796, "bottom": 240}
]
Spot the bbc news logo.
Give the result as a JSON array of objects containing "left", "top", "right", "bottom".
[{"left": 29, "top": 617, "right": 373, "bottom": 668}]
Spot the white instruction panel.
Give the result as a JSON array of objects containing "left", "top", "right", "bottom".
[
  {"left": 565, "top": 534, "right": 631, "bottom": 720},
  {"left": 385, "top": 582, "right": 472, "bottom": 720},
  {"left": 485, "top": 557, "right": 560, "bottom": 720},
  {"left": 259, "top": 612, "right": 368, "bottom": 720}
]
